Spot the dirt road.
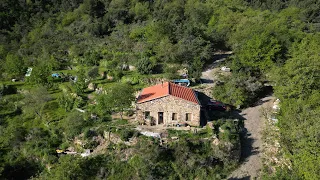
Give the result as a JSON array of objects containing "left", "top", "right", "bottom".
[{"left": 228, "top": 96, "right": 273, "bottom": 180}]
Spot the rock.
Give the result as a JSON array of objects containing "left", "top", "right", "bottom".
[
  {"left": 107, "top": 74, "right": 113, "bottom": 80},
  {"left": 91, "top": 113, "right": 98, "bottom": 120},
  {"left": 212, "top": 138, "right": 220, "bottom": 146},
  {"left": 207, "top": 122, "right": 214, "bottom": 128},
  {"left": 88, "top": 82, "right": 96, "bottom": 90},
  {"left": 129, "top": 65, "right": 136, "bottom": 71}
]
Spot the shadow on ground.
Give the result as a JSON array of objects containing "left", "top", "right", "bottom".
[
  {"left": 228, "top": 176, "right": 251, "bottom": 180},
  {"left": 200, "top": 78, "right": 214, "bottom": 84},
  {"left": 240, "top": 128, "right": 259, "bottom": 161}
]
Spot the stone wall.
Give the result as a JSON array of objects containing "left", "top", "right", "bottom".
[{"left": 136, "top": 95, "right": 201, "bottom": 126}]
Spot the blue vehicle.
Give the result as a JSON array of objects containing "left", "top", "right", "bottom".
[{"left": 172, "top": 79, "right": 190, "bottom": 86}]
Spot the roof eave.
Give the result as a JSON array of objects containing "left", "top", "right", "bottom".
[{"left": 136, "top": 95, "right": 169, "bottom": 104}]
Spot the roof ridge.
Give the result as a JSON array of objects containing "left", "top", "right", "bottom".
[{"left": 137, "top": 81, "right": 200, "bottom": 105}]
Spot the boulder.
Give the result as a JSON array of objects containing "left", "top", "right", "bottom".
[{"left": 88, "top": 82, "right": 96, "bottom": 90}]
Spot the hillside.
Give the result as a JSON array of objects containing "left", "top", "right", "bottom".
[{"left": 0, "top": 0, "right": 319, "bottom": 179}]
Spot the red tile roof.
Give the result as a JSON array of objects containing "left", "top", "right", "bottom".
[{"left": 136, "top": 82, "right": 200, "bottom": 104}]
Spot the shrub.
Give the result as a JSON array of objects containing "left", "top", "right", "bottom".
[
  {"left": 164, "top": 65, "right": 180, "bottom": 79},
  {"left": 87, "top": 66, "right": 99, "bottom": 80},
  {"left": 136, "top": 57, "right": 153, "bottom": 75},
  {"left": 84, "top": 141, "right": 99, "bottom": 149},
  {"left": 119, "top": 129, "right": 136, "bottom": 141}
]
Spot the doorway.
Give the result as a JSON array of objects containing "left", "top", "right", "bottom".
[{"left": 158, "top": 112, "right": 164, "bottom": 124}]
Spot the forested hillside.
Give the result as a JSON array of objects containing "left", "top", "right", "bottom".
[{"left": 0, "top": 0, "right": 319, "bottom": 179}]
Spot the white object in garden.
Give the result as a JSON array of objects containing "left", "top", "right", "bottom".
[
  {"left": 25, "top": 67, "right": 33, "bottom": 76},
  {"left": 140, "top": 131, "right": 161, "bottom": 138},
  {"left": 220, "top": 66, "right": 231, "bottom": 72}
]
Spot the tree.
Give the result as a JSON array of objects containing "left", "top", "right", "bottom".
[
  {"left": 96, "top": 83, "right": 135, "bottom": 119},
  {"left": 74, "top": 68, "right": 88, "bottom": 94},
  {"left": 84, "top": 50, "right": 101, "bottom": 66},
  {"left": 212, "top": 72, "right": 263, "bottom": 107},
  {"left": 233, "top": 33, "right": 282, "bottom": 74},
  {"left": 188, "top": 57, "right": 204, "bottom": 80},
  {"left": 272, "top": 34, "right": 320, "bottom": 179},
  {"left": 57, "top": 94, "right": 75, "bottom": 112},
  {"left": 273, "top": 35, "right": 320, "bottom": 100},
  {"left": 29, "top": 63, "right": 53, "bottom": 87},
  {"left": 22, "top": 86, "right": 51, "bottom": 121},
  {"left": 87, "top": 66, "right": 99, "bottom": 80},
  {"left": 136, "top": 57, "right": 153, "bottom": 75},
  {"left": 62, "top": 112, "right": 87, "bottom": 139},
  {"left": 4, "top": 53, "right": 26, "bottom": 78},
  {"left": 164, "top": 64, "right": 180, "bottom": 80}
]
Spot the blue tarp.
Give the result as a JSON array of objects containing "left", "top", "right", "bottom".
[{"left": 52, "top": 73, "right": 61, "bottom": 78}]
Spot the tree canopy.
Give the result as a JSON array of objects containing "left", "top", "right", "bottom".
[{"left": 0, "top": 0, "right": 320, "bottom": 179}]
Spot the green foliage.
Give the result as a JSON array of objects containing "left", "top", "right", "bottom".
[
  {"left": 0, "top": 0, "right": 319, "bottom": 179},
  {"left": 119, "top": 128, "right": 137, "bottom": 141},
  {"left": 164, "top": 65, "right": 180, "bottom": 80},
  {"left": 234, "top": 33, "right": 282, "bottom": 73},
  {"left": 57, "top": 94, "right": 75, "bottom": 112},
  {"left": 87, "top": 66, "right": 99, "bottom": 80},
  {"left": 4, "top": 53, "right": 26, "bottom": 79},
  {"left": 219, "top": 121, "right": 239, "bottom": 144},
  {"left": 273, "top": 34, "right": 320, "bottom": 100},
  {"left": 62, "top": 112, "right": 87, "bottom": 139},
  {"left": 271, "top": 34, "right": 320, "bottom": 179},
  {"left": 188, "top": 57, "right": 204, "bottom": 80},
  {"left": 136, "top": 57, "right": 153, "bottom": 75},
  {"left": 206, "top": 124, "right": 214, "bottom": 137},
  {"left": 96, "top": 83, "right": 135, "bottom": 119},
  {"left": 83, "top": 50, "right": 101, "bottom": 66},
  {"left": 74, "top": 68, "right": 88, "bottom": 94},
  {"left": 22, "top": 86, "right": 52, "bottom": 120},
  {"left": 213, "top": 73, "right": 263, "bottom": 107},
  {"left": 29, "top": 63, "right": 53, "bottom": 87}
]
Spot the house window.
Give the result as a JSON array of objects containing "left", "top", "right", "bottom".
[
  {"left": 144, "top": 111, "right": 150, "bottom": 119},
  {"left": 186, "top": 113, "right": 192, "bottom": 121},
  {"left": 172, "top": 113, "right": 177, "bottom": 121},
  {"left": 158, "top": 112, "right": 164, "bottom": 124}
]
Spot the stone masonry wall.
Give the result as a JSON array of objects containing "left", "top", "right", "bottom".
[{"left": 136, "top": 95, "right": 201, "bottom": 126}]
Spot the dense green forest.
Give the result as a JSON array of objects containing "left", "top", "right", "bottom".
[{"left": 0, "top": 0, "right": 319, "bottom": 179}]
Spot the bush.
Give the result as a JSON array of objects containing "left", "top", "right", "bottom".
[
  {"left": 119, "top": 129, "right": 136, "bottom": 141},
  {"left": 84, "top": 140, "right": 99, "bottom": 149},
  {"left": 136, "top": 57, "right": 153, "bottom": 75},
  {"left": 164, "top": 65, "right": 180, "bottom": 79},
  {"left": 0, "top": 84, "right": 17, "bottom": 95},
  {"left": 60, "top": 142, "right": 70, "bottom": 150},
  {"left": 87, "top": 66, "right": 99, "bottom": 80}
]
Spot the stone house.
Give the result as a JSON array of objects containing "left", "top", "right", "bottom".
[{"left": 136, "top": 82, "right": 201, "bottom": 126}]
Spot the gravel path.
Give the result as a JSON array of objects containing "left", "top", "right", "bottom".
[
  {"left": 228, "top": 96, "right": 273, "bottom": 180},
  {"left": 199, "top": 52, "right": 272, "bottom": 179}
]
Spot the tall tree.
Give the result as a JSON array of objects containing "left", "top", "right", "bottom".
[
  {"left": 22, "top": 86, "right": 51, "bottom": 121},
  {"left": 96, "top": 83, "right": 135, "bottom": 119}
]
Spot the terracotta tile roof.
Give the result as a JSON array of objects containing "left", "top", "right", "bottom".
[{"left": 136, "top": 82, "right": 200, "bottom": 104}]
